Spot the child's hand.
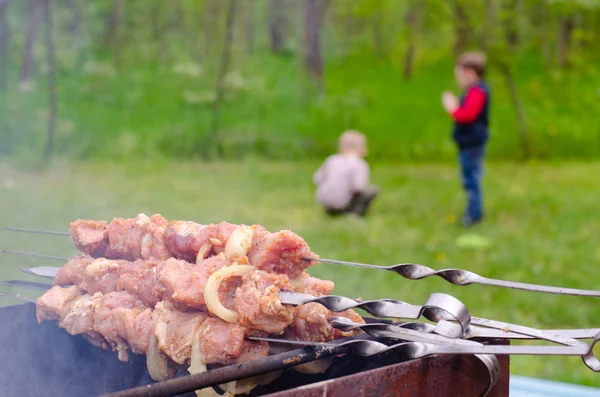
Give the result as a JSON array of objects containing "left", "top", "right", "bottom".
[{"left": 442, "top": 91, "right": 459, "bottom": 114}]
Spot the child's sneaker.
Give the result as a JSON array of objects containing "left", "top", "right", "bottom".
[
  {"left": 345, "top": 213, "right": 364, "bottom": 222},
  {"left": 461, "top": 215, "right": 482, "bottom": 228}
]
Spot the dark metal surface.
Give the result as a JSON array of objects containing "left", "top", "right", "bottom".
[
  {"left": 104, "top": 343, "right": 353, "bottom": 397},
  {"left": 266, "top": 350, "right": 510, "bottom": 397},
  {"left": 0, "top": 303, "right": 509, "bottom": 397}
]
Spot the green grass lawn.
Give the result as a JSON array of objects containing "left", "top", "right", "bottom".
[{"left": 1, "top": 160, "right": 599, "bottom": 386}]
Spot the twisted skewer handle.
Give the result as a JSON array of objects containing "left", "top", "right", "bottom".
[
  {"left": 279, "top": 291, "right": 471, "bottom": 338},
  {"left": 310, "top": 258, "right": 600, "bottom": 297},
  {"left": 251, "top": 333, "right": 600, "bottom": 372}
]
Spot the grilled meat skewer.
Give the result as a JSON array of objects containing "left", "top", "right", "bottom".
[
  {"left": 68, "top": 214, "right": 318, "bottom": 279},
  {"left": 6, "top": 215, "right": 600, "bottom": 297}
]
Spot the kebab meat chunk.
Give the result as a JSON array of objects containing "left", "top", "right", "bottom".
[
  {"left": 35, "top": 286, "right": 271, "bottom": 385},
  {"left": 52, "top": 252, "right": 341, "bottom": 336},
  {"left": 38, "top": 217, "right": 364, "bottom": 396},
  {"left": 70, "top": 215, "right": 318, "bottom": 278}
]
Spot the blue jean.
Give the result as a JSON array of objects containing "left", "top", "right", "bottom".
[{"left": 459, "top": 146, "right": 485, "bottom": 220}]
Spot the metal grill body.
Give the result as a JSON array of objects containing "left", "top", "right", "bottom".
[
  {"left": 0, "top": 303, "right": 509, "bottom": 397},
  {"left": 267, "top": 350, "right": 509, "bottom": 397}
]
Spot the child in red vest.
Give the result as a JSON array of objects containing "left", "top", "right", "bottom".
[{"left": 442, "top": 51, "right": 490, "bottom": 227}]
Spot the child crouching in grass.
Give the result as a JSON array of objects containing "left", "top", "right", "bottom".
[{"left": 313, "top": 130, "right": 378, "bottom": 217}]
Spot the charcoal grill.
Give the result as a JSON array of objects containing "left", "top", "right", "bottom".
[{"left": 0, "top": 302, "right": 509, "bottom": 397}]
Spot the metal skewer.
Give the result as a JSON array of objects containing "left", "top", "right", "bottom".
[
  {"left": 2, "top": 227, "right": 70, "bottom": 236},
  {"left": 100, "top": 333, "right": 497, "bottom": 397},
  {"left": 280, "top": 291, "right": 470, "bottom": 338},
  {"left": 0, "top": 249, "right": 69, "bottom": 262},
  {"left": 4, "top": 223, "right": 600, "bottom": 297},
  {"left": 279, "top": 291, "right": 591, "bottom": 348},
  {"left": 248, "top": 334, "right": 600, "bottom": 372},
  {"left": 0, "top": 291, "right": 36, "bottom": 303},
  {"left": 12, "top": 278, "right": 599, "bottom": 341},
  {"left": 12, "top": 262, "right": 599, "bottom": 347},
  {"left": 19, "top": 267, "right": 61, "bottom": 279},
  {"left": 103, "top": 340, "right": 353, "bottom": 397},
  {"left": 306, "top": 257, "right": 600, "bottom": 297},
  {"left": 15, "top": 263, "right": 593, "bottom": 345},
  {"left": 357, "top": 318, "right": 600, "bottom": 341},
  {"left": 0, "top": 280, "right": 53, "bottom": 291}
]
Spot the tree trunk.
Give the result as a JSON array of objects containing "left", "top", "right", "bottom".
[
  {"left": 402, "top": 0, "right": 421, "bottom": 80},
  {"left": 502, "top": 0, "right": 518, "bottom": 51},
  {"left": 482, "top": 0, "right": 496, "bottom": 49},
  {"left": 268, "top": 0, "right": 287, "bottom": 54},
  {"left": 372, "top": 1, "right": 386, "bottom": 59},
  {"left": 244, "top": 0, "right": 254, "bottom": 54},
  {"left": 65, "top": 0, "right": 81, "bottom": 50},
  {"left": 105, "top": 0, "right": 124, "bottom": 66},
  {"left": 208, "top": 0, "right": 238, "bottom": 160},
  {"left": 241, "top": 1, "right": 255, "bottom": 55},
  {"left": 557, "top": 14, "right": 575, "bottom": 69},
  {"left": 303, "top": 0, "right": 325, "bottom": 86},
  {"left": 202, "top": 0, "right": 219, "bottom": 59},
  {"left": 452, "top": 0, "right": 469, "bottom": 57},
  {"left": 43, "top": 0, "right": 57, "bottom": 167},
  {"left": 21, "top": 0, "right": 42, "bottom": 87},
  {"left": 498, "top": 62, "right": 529, "bottom": 159},
  {"left": 0, "top": 0, "right": 8, "bottom": 92}
]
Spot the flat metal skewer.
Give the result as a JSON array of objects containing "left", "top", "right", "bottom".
[
  {"left": 329, "top": 317, "right": 600, "bottom": 342},
  {"left": 279, "top": 291, "right": 589, "bottom": 348},
  {"left": 19, "top": 267, "right": 59, "bottom": 279},
  {"left": 4, "top": 227, "right": 599, "bottom": 297},
  {"left": 15, "top": 263, "right": 600, "bottom": 346},
  {"left": 0, "top": 291, "right": 36, "bottom": 303},
  {"left": 2, "top": 227, "right": 70, "bottom": 236},
  {"left": 12, "top": 278, "right": 598, "bottom": 341},
  {"left": 0, "top": 280, "right": 53, "bottom": 291},
  {"left": 306, "top": 257, "right": 600, "bottom": 297},
  {"left": 0, "top": 249, "right": 69, "bottom": 261},
  {"left": 248, "top": 335, "right": 600, "bottom": 372}
]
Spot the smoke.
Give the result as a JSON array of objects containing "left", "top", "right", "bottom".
[
  {"left": 0, "top": 302, "right": 387, "bottom": 397},
  {"left": 0, "top": 303, "right": 159, "bottom": 397}
]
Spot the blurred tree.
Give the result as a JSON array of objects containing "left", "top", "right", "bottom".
[
  {"left": 21, "top": 0, "right": 42, "bottom": 88},
  {"left": 244, "top": 0, "right": 255, "bottom": 54},
  {"left": 452, "top": 0, "right": 469, "bottom": 57},
  {"left": 65, "top": 0, "right": 82, "bottom": 51},
  {"left": 557, "top": 12, "right": 575, "bottom": 68},
  {"left": 202, "top": 0, "right": 221, "bottom": 60},
  {"left": 486, "top": 0, "right": 530, "bottom": 157},
  {"left": 104, "top": 0, "right": 124, "bottom": 66},
  {"left": 1, "top": 0, "right": 599, "bottom": 161},
  {"left": 0, "top": 0, "right": 8, "bottom": 92},
  {"left": 303, "top": 0, "right": 325, "bottom": 87},
  {"left": 43, "top": 0, "right": 56, "bottom": 167},
  {"left": 268, "top": 0, "right": 287, "bottom": 54},
  {"left": 502, "top": 0, "right": 519, "bottom": 51},
  {"left": 371, "top": 0, "right": 386, "bottom": 58},
  {"left": 403, "top": 0, "right": 422, "bottom": 79},
  {"left": 208, "top": 0, "right": 238, "bottom": 159}
]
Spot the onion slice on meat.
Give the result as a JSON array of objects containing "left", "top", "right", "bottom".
[
  {"left": 204, "top": 264, "right": 256, "bottom": 323},
  {"left": 289, "top": 277, "right": 304, "bottom": 289},
  {"left": 234, "top": 370, "right": 283, "bottom": 394},
  {"left": 221, "top": 370, "right": 282, "bottom": 395},
  {"left": 258, "top": 370, "right": 282, "bottom": 385},
  {"left": 293, "top": 357, "right": 334, "bottom": 374},
  {"left": 189, "top": 326, "right": 222, "bottom": 397},
  {"left": 224, "top": 225, "right": 254, "bottom": 262},
  {"left": 147, "top": 323, "right": 172, "bottom": 381}
]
